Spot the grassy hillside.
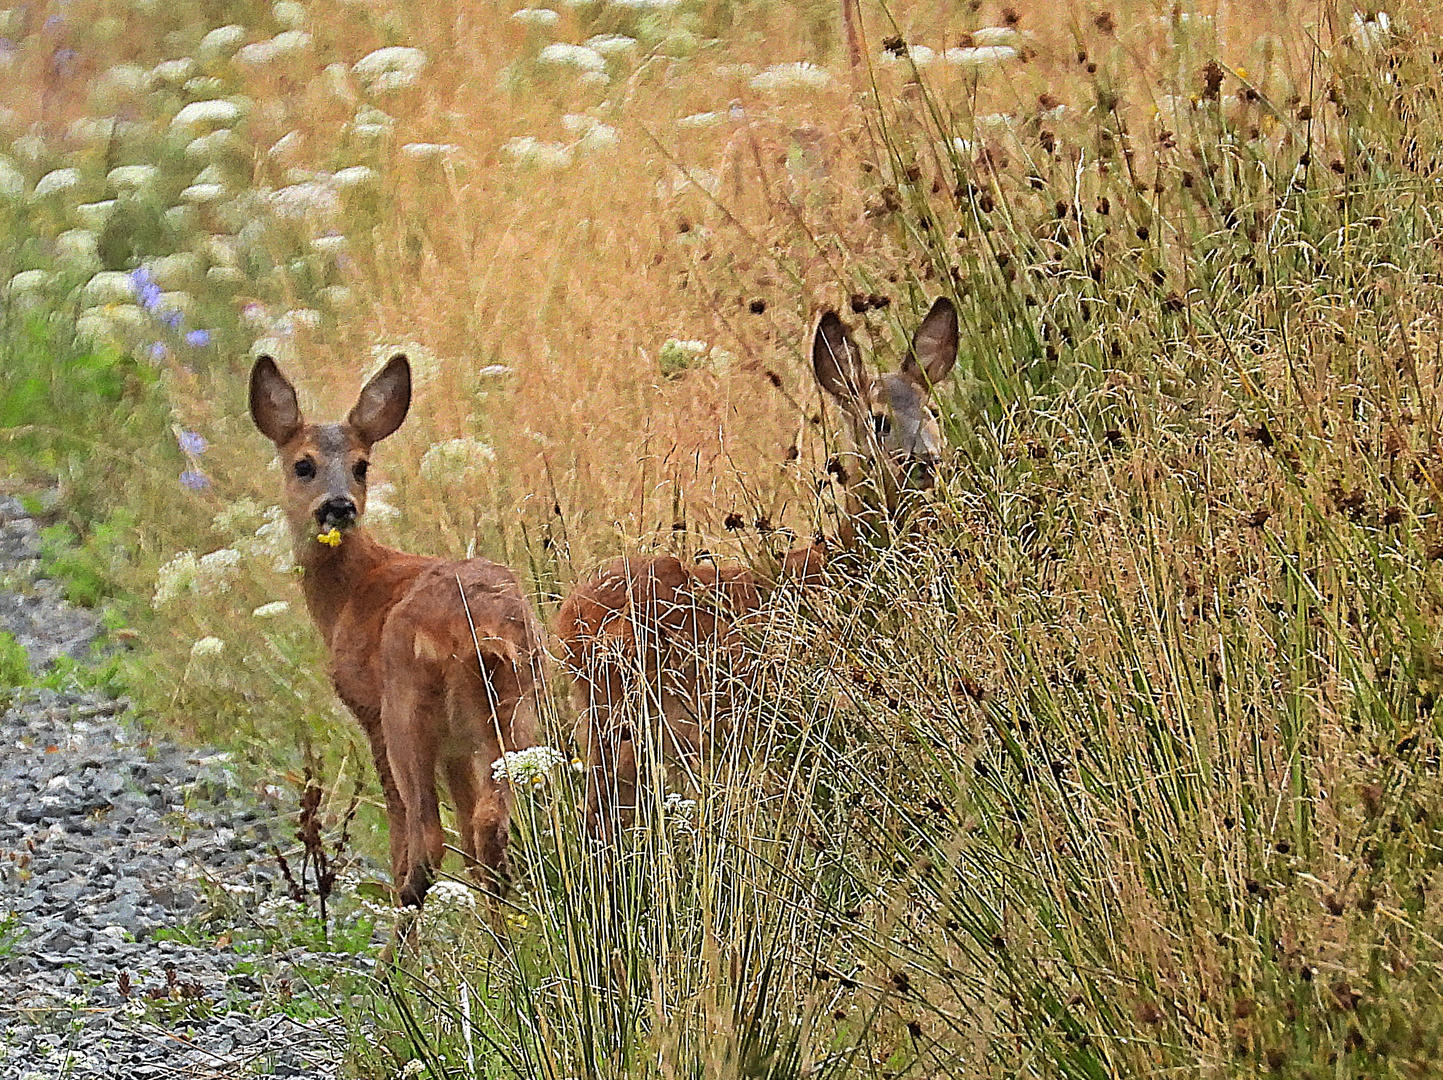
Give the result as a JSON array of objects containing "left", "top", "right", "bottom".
[{"left": 3, "top": 0, "right": 1443, "bottom": 1075}]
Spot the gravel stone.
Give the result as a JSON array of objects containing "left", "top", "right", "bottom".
[{"left": 0, "top": 498, "right": 368, "bottom": 1078}]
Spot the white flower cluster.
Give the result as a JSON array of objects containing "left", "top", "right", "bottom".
[
  {"left": 511, "top": 7, "right": 559, "bottom": 26},
  {"left": 663, "top": 791, "right": 697, "bottom": 818},
  {"left": 152, "top": 547, "right": 243, "bottom": 606},
  {"left": 426, "top": 879, "right": 478, "bottom": 912},
  {"left": 238, "top": 506, "right": 294, "bottom": 573},
  {"left": 490, "top": 745, "right": 567, "bottom": 785},
  {"left": 419, "top": 437, "right": 497, "bottom": 484},
  {"left": 944, "top": 45, "right": 1018, "bottom": 67},
  {"left": 190, "top": 635, "right": 225, "bottom": 659},
  {"left": 749, "top": 62, "right": 832, "bottom": 93},
  {"left": 502, "top": 136, "right": 573, "bottom": 170},
  {"left": 252, "top": 600, "right": 290, "bottom": 618},
  {"left": 353, "top": 45, "right": 428, "bottom": 94}
]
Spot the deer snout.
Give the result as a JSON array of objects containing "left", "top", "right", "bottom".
[
  {"left": 907, "top": 454, "right": 939, "bottom": 491},
  {"left": 315, "top": 496, "right": 359, "bottom": 531}
]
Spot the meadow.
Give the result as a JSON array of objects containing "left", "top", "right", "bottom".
[{"left": 2, "top": 0, "right": 1443, "bottom": 1074}]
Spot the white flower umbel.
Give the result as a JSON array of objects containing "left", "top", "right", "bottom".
[
  {"left": 971, "top": 26, "right": 1020, "bottom": 46},
  {"left": 190, "top": 636, "right": 225, "bottom": 659},
  {"left": 880, "top": 44, "right": 936, "bottom": 67},
  {"left": 501, "top": 136, "right": 573, "bottom": 169},
  {"left": 425, "top": 879, "right": 477, "bottom": 912},
  {"left": 511, "top": 7, "right": 560, "bottom": 27},
  {"left": 75, "top": 200, "right": 116, "bottom": 230},
  {"left": 197, "top": 25, "right": 246, "bottom": 63},
  {"left": 332, "top": 165, "right": 379, "bottom": 191},
  {"left": 33, "top": 168, "right": 81, "bottom": 199},
  {"left": 538, "top": 42, "right": 607, "bottom": 72},
  {"left": 400, "top": 142, "right": 460, "bottom": 161},
  {"left": 943, "top": 44, "right": 1019, "bottom": 67},
  {"left": 749, "top": 62, "right": 832, "bottom": 92},
  {"left": 490, "top": 745, "right": 567, "bottom": 786},
  {"left": 81, "top": 271, "right": 136, "bottom": 306},
  {"left": 353, "top": 46, "right": 428, "bottom": 94},
  {"left": 420, "top": 437, "right": 497, "bottom": 484},
  {"left": 0, "top": 158, "right": 25, "bottom": 200},
  {"left": 55, "top": 230, "right": 101, "bottom": 273},
  {"left": 171, "top": 100, "right": 242, "bottom": 133},
  {"left": 252, "top": 600, "right": 291, "bottom": 618},
  {"left": 8, "top": 270, "right": 49, "bottom": 292},
  {"left": 195, "top": 548, "right": 243, "bottom": 596},
  {"left": 587, "top": 34, "right": 639, "bottom": 59},
  {"left": 107, "top": 164, "right": 157, "bottom": 191}
]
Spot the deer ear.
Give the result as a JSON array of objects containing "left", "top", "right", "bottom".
[
  {"left": 900, "top": 297, "right": 959, "bottom": 392},
  {"left": 812, "top": 312, "right": 870, "bottom": 404},
  {"left": 249, "top": 356, "right": 302, "bottom": 446},
  {"left": 348, "top": 354, "right": 411, "bottom": 445}
]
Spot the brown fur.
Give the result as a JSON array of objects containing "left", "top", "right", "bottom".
[
  {"left": 249, "top": 354, "right": 543, "bottom": 907},
  {"left": 558, "top": 300, "right": 959, "bottom": 835},
  {"left": 556, "top": 543, "right": 824, "bottom": 835}
]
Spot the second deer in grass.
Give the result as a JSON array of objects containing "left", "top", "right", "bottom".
[
  {"left": 249, "top": 354, "right": 544, "bottom": 907},
  {"left": 557, "top": 297, "right": 958, "bottom": 835}
]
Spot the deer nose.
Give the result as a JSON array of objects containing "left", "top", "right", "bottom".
[
  {"left": 316, "top": 497, "right": 358, "bottom": 530},
  {"left": 908, "top": 455, "right": 939, "bottom": 490}
]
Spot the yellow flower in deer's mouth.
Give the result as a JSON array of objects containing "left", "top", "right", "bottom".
[{"left": 316, "top": 527, "right": 343, "bottom": 547}]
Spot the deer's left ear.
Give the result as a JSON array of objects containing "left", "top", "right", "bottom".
[
  {"left": 900, "top": 297, "right": 959, "bottom": 393},
  {"left": 349, "top": 354, "right": 411, "bottom": 445}
]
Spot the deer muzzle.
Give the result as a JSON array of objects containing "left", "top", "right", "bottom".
[{"left": 315, "top": 496, "right": 359, "bottom": 532}]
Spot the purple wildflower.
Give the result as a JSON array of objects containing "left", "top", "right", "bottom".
[
  {"left": 131, "top": 267, "right": 163, "bottom": 312},
  {"left": 184, "top": 329, "right": 212, "bottom": 347},
  {"left": 161, "top": 309, "right": 183, "bottom": 329},
  {"left": 178, "top": 430, "right": 208, "bottom": 456},
  {"left": 179, "top": 470, "right": 211, "bottom": 491},
  {"left": 148, "top": 343, "right": 168, "bottom": 361}
]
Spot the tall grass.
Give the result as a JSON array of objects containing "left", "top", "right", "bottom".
[{"left": 4, "top": 0, "right": 1443, "bottom": 1074}]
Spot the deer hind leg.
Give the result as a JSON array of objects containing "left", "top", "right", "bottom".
[
  {"left": 383, "top": 675, "right": 445, "bottom": 908},
  {"left": 443, "top": 753, "right": 482, "bottom": 878}
]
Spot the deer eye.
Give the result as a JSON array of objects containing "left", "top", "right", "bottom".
[
  {"left": 294, "top": 458, "right": 316, "bottom": 480},
  {"left": 872, "top": 413, "right": 892, "bottom": 436},
  {"left": 353, "top": 460, "right": 369, "bottom": 483}
]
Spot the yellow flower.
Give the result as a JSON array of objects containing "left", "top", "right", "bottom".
[{"left": 316, "top": 528, "right": 343, "bottom": 547}]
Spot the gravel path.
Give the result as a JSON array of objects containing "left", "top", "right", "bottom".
[{"left": 0, "top": 497, "right": 373, "bottom": 1078}]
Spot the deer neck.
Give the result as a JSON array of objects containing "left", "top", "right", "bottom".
[{"left": 296, "top": 527, "right": 390, "bottom": 638}]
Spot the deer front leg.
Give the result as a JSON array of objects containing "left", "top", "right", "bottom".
[
  {"left": 383, "top": 680, "right": 444, "bottom": 909},
  {"left": 351, "top": 707, "right": 410, "bottom": 897}
]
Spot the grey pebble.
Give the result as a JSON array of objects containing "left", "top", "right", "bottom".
[{"left": 0, "top": 497, "right": 359, "bottom": 1077}]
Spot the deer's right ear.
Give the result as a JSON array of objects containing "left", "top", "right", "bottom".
[
  {"left": 249, "top": 356, "right": 302, "bottom": 446},
  {"left": 812, "top": 311, "right": 869, "bottom": 404}
]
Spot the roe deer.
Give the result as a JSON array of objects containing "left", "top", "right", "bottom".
[
  {"left": 249, "top": 354, "right": 544, "bottom": 907},
  {"left": 812, "top": 296, "right": 960, "bottom": 547},
  {"left": 556, "top": 543, "right": 824, "bottom": 836},
  {"left": 557, "top": 297, "right": 959, "bottom": 835}
]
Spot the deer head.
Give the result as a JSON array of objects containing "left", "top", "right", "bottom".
[
  {"left": 248, "top": 354, "right": 412, "bottom": 550},
  {"left": 812, "top": 297, "right": 959, "bottom": 535}
]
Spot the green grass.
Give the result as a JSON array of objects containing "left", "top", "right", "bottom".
[{"left": 4, "top": 1, "right": 1443, "bottom": 1077}]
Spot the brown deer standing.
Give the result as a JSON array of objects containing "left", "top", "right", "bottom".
[
  {"left": 557, "top": 297, "right": 959, "bottom": 835},
  {"left": 249, "top": 354, "right": 544, "bottom": 907}
]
